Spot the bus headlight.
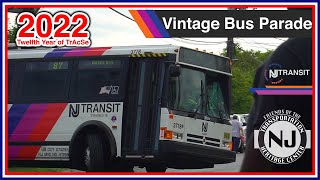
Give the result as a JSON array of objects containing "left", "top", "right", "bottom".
[{"left": 172, "top": 132, "right": 183, "bottom": 140}]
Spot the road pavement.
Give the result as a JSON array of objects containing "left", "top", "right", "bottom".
[
  {"left": 64, "top": 153, "right": 244, "bottom": 172},
  {"left": 134, "top": 153, "right": 244, "bottom": 172}
]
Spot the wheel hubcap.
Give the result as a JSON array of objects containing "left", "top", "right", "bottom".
[{"left": 84, "top": 147, "right": 90, "bottom": 168}]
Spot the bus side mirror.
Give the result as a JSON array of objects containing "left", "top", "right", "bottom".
[{"left": 169, "top": 64, "right": 181, "bottom": 77}]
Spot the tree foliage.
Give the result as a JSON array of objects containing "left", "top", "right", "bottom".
[
  {"left": 8, "top": 9, "right": 40, "bottom": 43},
  {"left": 8, "top": 24, "right": 19, "bottom": 43},
  {"left": 222, "top": 44, "right": 273, "bottom": 114}
]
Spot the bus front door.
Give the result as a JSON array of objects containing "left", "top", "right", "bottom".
[{"left": 122, "top": 59, "right": 165, "bottom": 157}]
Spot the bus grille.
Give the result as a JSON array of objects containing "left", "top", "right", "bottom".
[{"left": 186, "top": 134, "right": 220, "bottom": 147}]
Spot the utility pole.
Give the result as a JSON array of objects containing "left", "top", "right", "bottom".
[
  {"left": 227, "top": 37, "right": 234, "bottom": 61},
  {"left": 227, "top": 8, "right": 236, "bottom": 64},
  {"left": 227, "top": 8, "right": 246, "bottom": 63}
]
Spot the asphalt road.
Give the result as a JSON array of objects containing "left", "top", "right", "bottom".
[
  {"left": 134, "top": 153, "right": 245, "bottom": 172},
  {"left": 63, "top": 153, "right": 244, "bottom": 172}
]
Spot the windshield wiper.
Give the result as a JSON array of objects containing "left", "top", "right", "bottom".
[{"left": 189, "top": 80, "right": 204, "bottom": 118}]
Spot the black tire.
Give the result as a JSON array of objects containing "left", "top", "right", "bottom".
[
  {"left": 146, "top": 165, "right": 167, "bottom": 172},
  {"left": 108, "top": 161, "right": 134, "bottom": 172},
  {"left": 84, "top": 133, "right": 108, "bottom": 172}
]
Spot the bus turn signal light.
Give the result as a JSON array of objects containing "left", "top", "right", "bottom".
[
  {"left": 164, "top": 130, "right": 173, "bottom": 139},
  {"left": 229, "top": 141, "right": 233, "bottom": 151}
]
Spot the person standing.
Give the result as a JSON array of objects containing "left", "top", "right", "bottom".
[{"left": 231, "top": 115, "right": 244, "bottom": 153}]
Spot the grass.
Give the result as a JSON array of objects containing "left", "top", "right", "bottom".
[{"left": 8, "top": 167, "right": 65, "bottom": 172}]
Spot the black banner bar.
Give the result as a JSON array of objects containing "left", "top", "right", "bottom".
[{"left": 155, "top": 9, "right": 312, "bottom": 37}]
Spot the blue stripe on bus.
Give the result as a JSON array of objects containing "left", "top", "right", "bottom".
[
  {"left": 8, "top": 104, "right": 30, "bottom": 138},
  {"left": 44, "top": 49, "right": 73, "bottom": 58}
]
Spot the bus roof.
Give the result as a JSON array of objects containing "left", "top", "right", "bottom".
[
  {"left": 8, "top": 44, "right": 231, "bottom": 76},
  {"left": 8, "top": 44, "right": 228, "bottom": 60},
  {"left": 8, "top": 45, "right": 175, "bottom": 59}
]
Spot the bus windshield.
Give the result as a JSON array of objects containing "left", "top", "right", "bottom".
[
  {"left": 168, "top": 67, "right": 229, "bottom": 119},
  {"left": 168, "top": 68, "right": 205, "bottom": 113},
  {"left": 207, "top": 79, "right": 229, "bottom": 119}
]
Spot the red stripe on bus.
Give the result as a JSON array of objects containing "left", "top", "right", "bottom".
[
  {"left": 17, "top": 146, "right": 41, "bottom": 160},
  {"left": 82, "top": 47, "right": 111, "bottom": 56},
  {"left": 25, "top": 103, "right": 67, "bottom": 159},
  {"left": 28, "top": 103, "right": 67, "bottom": 141}
]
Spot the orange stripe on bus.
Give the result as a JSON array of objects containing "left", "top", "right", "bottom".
[{"left": 129, "top": 10, "right": 154, "bottom": 38}]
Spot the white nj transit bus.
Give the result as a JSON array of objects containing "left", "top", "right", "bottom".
[{"left": 8, "top": 44, "right": 235, "bottom": 172}]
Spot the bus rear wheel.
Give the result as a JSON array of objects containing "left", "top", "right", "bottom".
[{"left": 84, "top": 133, "right": 108, "bottom": 172}]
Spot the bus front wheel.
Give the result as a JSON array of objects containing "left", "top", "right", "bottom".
[{"left": 84, "top": 133, "right": 108, "bottom": 172}]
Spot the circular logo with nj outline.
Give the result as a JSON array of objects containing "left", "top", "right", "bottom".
[
  {"left": 255, "top": 110, "right": 308, "bottom": 164},
  {"left": 264, "top": 63, "right": 284, "bottom": 84}
]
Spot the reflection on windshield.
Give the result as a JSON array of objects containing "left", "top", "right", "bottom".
[
  {"left": 207, "top": 82, "right": 229, "bottom": 119},
  {"left": 168, "top": 68, "right": 205, "bottom": 113},
  {"left": 168, "top": 67, "right": 229, "bottom": 119}
]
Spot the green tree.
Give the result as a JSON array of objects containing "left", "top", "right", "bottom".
[
  {"left": 8, "top": 24, "right": 18, "bottom": 43},
  {"left": 222, "top": 44, "right": 273, "bottom": 114},
  {"left": 8, "top": 9, "right": 40, "bottom": 43}
]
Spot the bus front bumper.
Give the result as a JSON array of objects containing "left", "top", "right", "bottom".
[{"left": 159, "top": 140, "right": 236, "bottom": 168}]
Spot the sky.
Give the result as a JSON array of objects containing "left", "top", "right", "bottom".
[{"left": 8, "top": 8, "right": 287, "bottom": 55}]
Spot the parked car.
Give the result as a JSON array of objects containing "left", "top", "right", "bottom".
[
  {"left": 241, "top": 114, "right": 248, "bottom": 150},
  {"left": 242, "top": 125, "right": 247, "bottom": 149},
  {"left": 230, "top": 114, "right": 248, "bottom": 126}
]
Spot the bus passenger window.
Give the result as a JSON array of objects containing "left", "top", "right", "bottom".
[
  {"left": 22, "top": 61, "right": 69, "bottom": 99},
  {"left": 73, "top": 71, "right": 120, "bottom": 97},
  {"left": 8, "top": 63, "right": 15, "bottom": 98},
  {"left": 72, "top": 60, "right": 121, "bottom": 98}
]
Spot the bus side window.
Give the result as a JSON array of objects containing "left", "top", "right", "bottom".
[
  {"left": 8, "top": 63, "right": 15, "bottom": 99},
  {"left": 21, "top": 61, "right": 69, "bottom": 99},
  {"left": 72, "top": 60, "right": 121, "bottom": 98},
  {"left": 74, "top": 71, "right": 120, "bottom": 97}
]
